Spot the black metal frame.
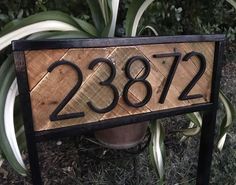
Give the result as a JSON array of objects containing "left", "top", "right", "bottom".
[{"left": 12, "top": 35, "right": 225, "bottom": 185}]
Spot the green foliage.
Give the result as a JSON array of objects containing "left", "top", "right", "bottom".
[
  {"left": 149, "top": 120, "right": 166, "bottom": 183},
  {"left": 0, "top": 56, "right": 27, "bottom": 175},
  {"left": 125, "top": 0, "right": 154, "bottom": 36},
  {"left": 86, "top": 0, "right": 106, "bottom": 34},
  {"left": 1, "top": 0, "right": 235, "bottom": 40},
  {"left": 0, "top": 11, "right": 80, "bottom": 37},
  {"left": 0, "top": 0, "right": 35, "bottom": 30},
  {"left": 217, "top": 91, "right": 236, "bottom": 151},
  {"left": 227, "top": 0, "right": 236, "bottom": 9},
  {"left": 179, "top": 90, "right": 236, "bottom": 152},
  {"left": 140, "top": 0, "right": 236, "bottom": 40}
]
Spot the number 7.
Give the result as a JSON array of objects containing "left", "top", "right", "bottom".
[{"left": 153, "top": 52, "right": 181, "bottom": 104}]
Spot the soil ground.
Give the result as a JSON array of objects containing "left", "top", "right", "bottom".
[{"left": 0, "top": 47, "right": 235, "bottom": 185}]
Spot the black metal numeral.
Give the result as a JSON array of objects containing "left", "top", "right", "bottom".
[
  {"left": 179, "top": 51, "right": 206, "bottom": 100},
  {"left": 123, "top": 56, "right": 152, "bottom": 107},
  {"left": 153, "top": 52, "right": 181, "bottom": 104},
  {"left": 48, "top": 60, "right": 85, "bottom": 121},
  {"left": 87, "top": 58, "right": 119, "bottom": 113}
]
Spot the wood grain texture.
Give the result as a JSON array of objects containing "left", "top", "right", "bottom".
[{"left": 25, "top": 42, "right": 215, "bottom": 131}]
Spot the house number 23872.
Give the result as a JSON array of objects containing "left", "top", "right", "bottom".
[{"left": 48, "top": 51, "right": 206, "bottom": 121}]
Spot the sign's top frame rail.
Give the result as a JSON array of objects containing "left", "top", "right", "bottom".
[{"left": 12, "top": 34, "right": 225, "bottom": 51}]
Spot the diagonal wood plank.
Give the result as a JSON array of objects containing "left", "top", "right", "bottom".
[{"left": 25, "top": 49, "right": 68, "bottom": 90}]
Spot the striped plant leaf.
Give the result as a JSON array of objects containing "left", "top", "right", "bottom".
[
  {"left": 149, "top": 120, "right": 165, "bottom": 183},
  {"left": 0, "top": 56, "right": 27, "bottom": 176},
  {"left": 86, "top": 0, "right": 105, "bottom": 34},
  {"left": 125, "top": 0, "right": 155, "bottom": 36},
  {"left": 27, "top": 31, "right": 92, "bottom": 40},
  {"left": 107, "top": 0, "right": 120, "bottom": 37},
  {"left": 0, "top": 153, "right": 4, "bottom": 167},
  {"left": 4, "top": 79, "right": 26, "bottom": 170},
  {"left": 217, "top": 91, "right": 236, "bottom": 151},
  {"left": 138, "top": 25, "right": 158, "bottom": 36},
  {"left": 0, "top": 20, "right": 79, "bottom": 51},
  {"left": 179, "top": 112, "right": 202, "bottom": 142},
  {"left": 0, "top": 11, "right": 80, "bottom": 37},
  {"left": 98, "top": 0, "right": 110, "bottom": 25},
  {"left": 227, "top": 0, "right": 236, "bottom": 9},
  {"left": 73, "top": 18, "right": 98, "bottom": 37},
  {"left": 0, "top": 147, "right": 4, "bottom": 167}
]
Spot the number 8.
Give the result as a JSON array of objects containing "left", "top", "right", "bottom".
[{"left": 123, "top": 56, "right": 152, "bottom": 107}]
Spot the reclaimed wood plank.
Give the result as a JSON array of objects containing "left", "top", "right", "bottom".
[{"left": 25, "top": 49, "right": 68, "bottom": 90}]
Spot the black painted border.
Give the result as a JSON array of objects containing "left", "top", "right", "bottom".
[{"left": 12, "top": 34, "right": 225, "bottom": 51}]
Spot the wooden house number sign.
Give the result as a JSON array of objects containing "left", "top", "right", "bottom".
[{"left": 13, "top": 35, "right": 224, "bottom": 185}]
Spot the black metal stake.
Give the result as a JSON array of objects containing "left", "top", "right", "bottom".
[
  {"left": 13, "top": 51, "right": 43, "bottom": 185},
  {"left": 26, "top": 137, "right": 42, "bottom": 185},
  {"left": 196, "top": 109, "right": 217, "bottom": 185},
  {"left": 196, "top": 40, "right": 224, "bottom": 185}
]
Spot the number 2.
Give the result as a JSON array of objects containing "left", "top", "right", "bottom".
[
  {"left": 48, "top": 60, "right": 85, "bottom": 121},
  {"left": 179, "top": 51, "right": 206, "bottom": 100}
]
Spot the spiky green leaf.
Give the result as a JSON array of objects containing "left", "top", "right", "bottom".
[
  {"left": 27, "top": 31, "right": 92, "bottom": 40},
  {"left": 0, "top": 20, "right": 80, "bottom": 51},
  {"left": 138, "top": 25, "right": 159, "bottom": 36},
  {"left": 4, "top": 79, "right": 26, "bottom": 170},
  {"left": 186, "top": 112, "right": 202, "bottom": 128},
  {"left": 227, "top": 0, "right": 236, "bottom": 9},
  {"left": 149, "top": 120, "right": 165, "bottom": 182},
  {"left": 0, "top": 11, "right": 79, "bottom": 37},
  {"left": 179, "top": 112, "right": 202, "bottom": 141},
  {"left": 107, "top": 0, "right": 119, "bottom": 37},
  {"left": 98, "top": 0, "right": 110, "bottom": 25},
  {"left": 86, "top": 0, "right": 105, "bottom": 34},
  {"left": 73, "top": 18, "right": 98, "bottom": 36},
  {"left": 217, "top": 91, "right": 236, "bottom": 151},
  {"left": 125, "top": 0, "right": 155, "bottom": 36},
  {"left": 0, "top": 56, "right": 27, "bottom": 176}
]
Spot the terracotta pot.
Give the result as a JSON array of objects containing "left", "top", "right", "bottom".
[{"left": 95, "top": 122, "right": 148, "bottom": 149}]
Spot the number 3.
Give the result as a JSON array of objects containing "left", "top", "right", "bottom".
[{"left": 87, "top": 58, "right": 119, "bottom": 113}]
